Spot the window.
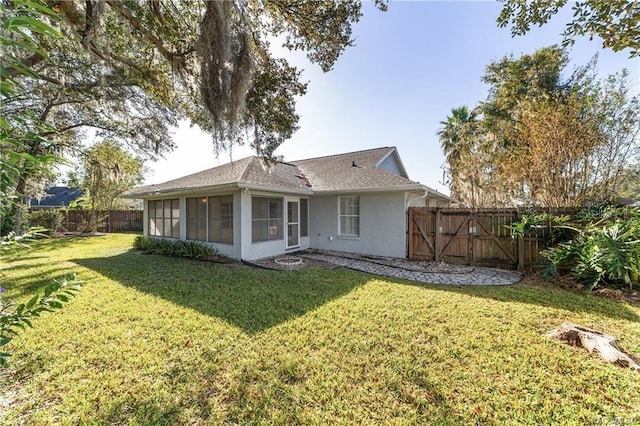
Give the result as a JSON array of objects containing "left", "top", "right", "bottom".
[
  {"left": 148, "top": 199, "right": 179, "bottom": 238},
  {"left": 338, "top": 196, "right": 359, "bottom": 237},
  {"left": 208, "top": 195, "right": 233, "bottom": 244},
  {"left": 186, "top": 197, "right": 207, "bottom": 241},
  {"left": 186, "top": 195, "right": 234, "bottom": 244},
  {"left": 252, "top": 197, "right": 283, "bottom": 242},
  {"left": 300, "top": 198, "right": 308, "bottom": 237}
]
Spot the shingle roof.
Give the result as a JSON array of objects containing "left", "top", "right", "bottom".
[
  {"left": 291, "top": 147, "right": 420, "bottom": 192},
  {"left": 122, "top": 147, "right": 431, "bottom": 198},
  {"left": 30, "top": 186, "right": 83, "bottom": 207},
  {"left": 122, "top": 156, "right": 312, "bottom": 197}
]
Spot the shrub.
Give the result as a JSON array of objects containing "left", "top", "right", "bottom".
[
  {"left": 28, "top": 209, "right": 64, "bottom": 234},
  {"left": 174, "top": 240, "right": 216, "bottom": 259},
  {"left": 512, "top": 206, "right": 640, "bottom": 290},
  {"left": 133, "top": 236, "right": 217, "bottom": 260}
]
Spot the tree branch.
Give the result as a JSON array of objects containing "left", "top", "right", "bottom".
[
  {"left": 40, "top": 122, "right": 117, "bottom": 137},
  {"left": 105, "top": 0, "right": 185, "bottom": 71}
]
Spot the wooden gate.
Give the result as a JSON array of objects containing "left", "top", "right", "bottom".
[
  {"left": 409, "top": 208, "right": 518, "bottom": 269},
  {"left": 439, "top": 209, "right": 518, "bottom": 269},
  {"left": 408, "top": 207, "right": 436, "bottom": 261},
  {"left": 407, "top": 207, "right": 579, "bottom": 272}
]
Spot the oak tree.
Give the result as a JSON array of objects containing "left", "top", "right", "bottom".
[{"left": 497, "top": 0, "right": 640, "bottom": 56}]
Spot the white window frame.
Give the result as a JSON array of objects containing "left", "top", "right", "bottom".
[
  {"left": 300, "top": 198, "right": 309, "bottom": 238},
  {"left": 186, "top": 195, "right": 234, "bottom": 244},
  {"left": 285, "top": 197, "right": 300, "bottom": 249},
  {"left": 338, "top": 196, "right": 360, "bottom": 237},
  {"left": 148, "top": 199, "right": 179, "bottom": 238},
  {"left": 251, "top": 197, "right": 284, "bottom": 243}
]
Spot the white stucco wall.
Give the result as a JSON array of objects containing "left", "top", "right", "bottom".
[
  {"left": 144, "top": 190, "right": 406, "bottom": 260},
  {"left": 240, "top": 191, "right": 310, "bottom": 260},
  {"left": 143, "top": 191, "right": 243, "bottom": 259},
  {"left": 309, "top": 192, "right": 408, "bottom": 258},
  {"left": 377, "top": 154, "right": 404, "bottom": 176},
  {"left": 407, "top": 196, "right": 451, "bottom": 208}
]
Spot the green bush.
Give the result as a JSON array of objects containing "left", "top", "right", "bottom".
[
  {"left": 28, "top": 209, "right": 64, "bottom": 234},
  {"left": 513, "top": 206, "right": 640, "bottom": 290},
  {"left": 133, "top": 236, "right": 217, "bottom": 260},
  {"left": 174, "top": 240, "right": 216, "bottom": 259}
]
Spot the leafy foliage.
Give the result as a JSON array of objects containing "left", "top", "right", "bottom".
[
  {"left": 74, "top": 140, "right": 144, "bottom": 212},
  {"left": 513, "top": 207, "right": 640, "bottom": 289},
  {"left": 497, "top": 0, "right": 640, "bottom": 56},
  {"left": 3, "top": 0, "right": 383, "bottom": 164},
  {"left": 437, "top": 46, "right": 640, "bottom": 207},
  {"left": 0, "top": 274, "right": 82, "bottom": 367},
  {"left": 27, "top": 209, "right": 63, "bottom": 234},
  {"left": 133, "top": 235, "right": 220, "bottom": 260},
  {"left": 616, "top": 163, "right": 640, "bottom": 200},
  {"left": 0, "top": 226, "right": 47, "bottom": 251},
  {"left": 3, "top": 0, "right": 385, "bottom": 232},
  {"left": 1, "top": 0, "right": 63, "bottom": 233}
]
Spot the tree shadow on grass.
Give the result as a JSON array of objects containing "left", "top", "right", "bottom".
[
  {"left": 75, "top": 250, "right": 370, "bottom": 334},
  {"left": 400, "top": 279, "right": 640, "bottom": 323}
]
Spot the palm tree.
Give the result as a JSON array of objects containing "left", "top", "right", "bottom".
[
  {"left": 437, "top": 106, "right": 476, "bottom": 163},
  {"left": 437, "top": 106, "right": 479, "bottom": 205}
]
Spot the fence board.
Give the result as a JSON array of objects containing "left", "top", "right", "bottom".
[
  {"left": 407, "top": 207, "right": 436, "bottom": 260},
  {"left": 407, "top": 207, "right": 580, "bottom": 272},
  {"left": 61, "top": 210, "right": 142, "bottom": 232}
]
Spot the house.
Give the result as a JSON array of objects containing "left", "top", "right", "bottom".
[
  {"left": 29, "top": 186, "right": 83, "bottom": 208},
  {"left": 121, "top": 147, "right": 450, "bottom": 260}
]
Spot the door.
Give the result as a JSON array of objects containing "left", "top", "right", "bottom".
[{"left": 286, "top": 199, "right": 300, "bottom": 248}]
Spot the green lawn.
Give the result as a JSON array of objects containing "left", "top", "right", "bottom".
[{"left": 1, "top": 234, "right": 639, "bottom": 425}]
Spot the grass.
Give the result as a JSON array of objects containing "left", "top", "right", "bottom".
[{"left": 1, "top": 233, "right": 639, "bottom": 425}]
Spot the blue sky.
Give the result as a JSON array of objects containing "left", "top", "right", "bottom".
[{"left": 147, "top": 1, "right": 639, "bottom": 194}]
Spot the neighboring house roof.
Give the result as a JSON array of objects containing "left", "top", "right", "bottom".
[
  {"left": 30, "top": 186, "right": 83, "bottom": 208},
  {"left": 122, "top": 146, "right": 449, "bottom": 200}
]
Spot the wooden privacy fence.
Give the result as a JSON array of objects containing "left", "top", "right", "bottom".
[
  {"left": 63, "top": 210, "right": 143, "bottom": 232},
  {"left": 407, "top": 207, "right": 579, "bottom": 273}
]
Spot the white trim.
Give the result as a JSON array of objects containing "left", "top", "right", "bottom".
[
  {"left": 123, "top": 183, "right": 240, "bottom": 199},
  {"left": 250, "top": 196, "right": 285, "bottom": 243},
  {"left": 238, "top": 183, "right": 312, "bottom": 195},
  {"left": 285, "top": 197, "right": 300, "bottom": 249},
  {"left": 337, "top": 195, "right": 360, "bottom": 237},
  {"left": 315, "top": 184, "right": 426, "bottom": 194},
  {"left": 375, "top": 147, "right": 409, "bottom": 178}
]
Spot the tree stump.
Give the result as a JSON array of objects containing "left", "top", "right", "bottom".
[{"left": 547, "top": 323, "right": 640, "bottom": 371}]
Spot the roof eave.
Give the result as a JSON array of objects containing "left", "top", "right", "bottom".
[
  {"left": 313, "top": 184, "right": 427, "bottom": 194},
  {"left": 375, "top": 147, "right": 410, "bottom": 178},
  {"left": 120, "top": 183, "right": 240, "bottom": 198},
  {"left": 238, "top": 183, "right": 313, "bottom": 195}
]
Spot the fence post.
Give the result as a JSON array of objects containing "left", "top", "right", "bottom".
[{"left": 517, "top": 209, "right": 525, "bottom": 272}]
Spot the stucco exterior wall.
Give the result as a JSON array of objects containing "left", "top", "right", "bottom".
[
  {"left": 377, "top": 154, "right": 404, "bottom": 176},
  {"left": 407, "top": 196, "right": 451, "bottom": 208},
  {"left": 142, "top": 191, "right": 243, "bottom": 259},
  {"left": 142, "top": 190, "right": 404, "bottom": 260},
  {"left": 240, "top": 190, "right": 311, "bottom": 260},
  {"left": 309, "top": 192, "right": 407, "bottom": 258}
]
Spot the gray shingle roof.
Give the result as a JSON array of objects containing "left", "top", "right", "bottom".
[
  {"left": 291, "top": 147, "right": 420, "bottom": 192},
  {"left": 122, "top": 147, "right": 429, "bottom": 198},
  {"left": 30, "top": 186, "right": 83, "bottom": 207}
]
